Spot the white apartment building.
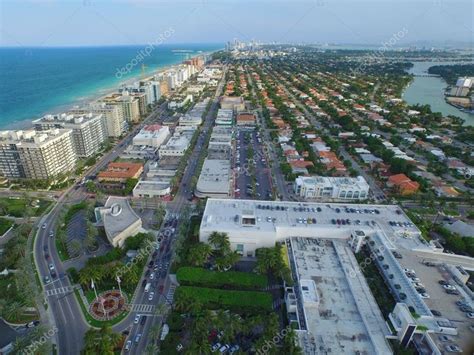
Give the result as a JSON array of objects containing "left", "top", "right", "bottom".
[
  {"left": 87, "top": 102, "right": 126, "bottom": 138},
  {"left": 294, "top": 176, "right": 370, "bottom": 200},
  {"left": 0, "top": 129, "right": 77, "bottom": 180},
  {"left": 132, "top": 124, "right": 170, "bottom": 148},
  {"left": 33, "top": 112, "right": 107, "bottom": 158},
  {"left": 158, "top": 129, "right": 195, "bottom": 157},
  {"left": 100, "top": 92, "right": 141, "bottom": 123}
]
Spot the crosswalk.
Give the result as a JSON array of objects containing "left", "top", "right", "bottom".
[
  {"left": 131, "top": 303, "right": 155, "bottom": 314},
  {"left": 45, "top": 286, "right": 75, "bottom": 297},
  {"left": 166, "top": 285, "right": 176, "bottom": 303}
]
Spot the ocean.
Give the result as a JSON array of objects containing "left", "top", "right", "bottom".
[{"left": 0, "top": 43, "right": 222, "bottom": 129}]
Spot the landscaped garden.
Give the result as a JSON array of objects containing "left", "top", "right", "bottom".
[
  {"left": 176, "top": 267, "right": 268, "bottom": 290},
  {"left": 0, "top": 197, "right": 52, "bottom": 218},
  {"left": 160, "top": 213, "right": 300, "bottom": 354}
]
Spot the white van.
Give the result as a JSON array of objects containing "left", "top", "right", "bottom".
[{"left": 144, "top": 283, "right": 151, "bottom": 293}]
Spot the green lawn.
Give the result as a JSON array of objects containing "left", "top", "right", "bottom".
[
  {"left": 175, "top": 286, "right": 273, "bottom": 312},
  {"left": 0, "top": 197, "right": 52, "bottom": 218},
  {"left": 0, "top": 217, "right": 13, "bottom": 235},
  {"left": 176, "top": 267, "right": 268, "bottom": 290}
]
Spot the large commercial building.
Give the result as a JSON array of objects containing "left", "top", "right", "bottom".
[
  {"left": 0, "top": 129, "right": 77, "bottom": 180},
  {"left": 98, "top": 162, "right": 143, "bottom": 183},
  {"left": 195, "top": 159, "right": 232, "bottom": 198},
  {"left": 200, "top": 198, "right": 474, "bottom": 353},
  {"left": 158, "top": 129, "right": 195, "bottom": 157},
  {"left": 95, "top": 197, "right": 142, "bottom": 247},
  {"left": 220, "top": 96, "right": 245, "bottom": 112},
  {"left": 294, "top": 176, "right": 370, "bottom": 200},
  {"left": 132, "top": 125, "right": 170, "bottom": 148},
  {"left": 33, "top": 112, "right": 107, "bottom": 158}
]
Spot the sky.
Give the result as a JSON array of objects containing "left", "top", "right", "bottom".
[{"left": 0, "top": 0, "right": 472, "bottom": 47}]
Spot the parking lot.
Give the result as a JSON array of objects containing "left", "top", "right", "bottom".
[
  {"left": 234, "top": 129, "right": 272, "bottom": 200},
  {"left": 398, "top": 250, "right": 474, "bottom": 353}
]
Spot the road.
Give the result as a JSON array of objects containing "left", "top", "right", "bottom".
[
  {"left": 120, "top": 67, "right": 227, "bottom": 355},
  {"left": 33, "top": 102, "right": 168, "bottom": 355},
  {"left": 245, "top": 67, "right": 290, "bottom": 201}
]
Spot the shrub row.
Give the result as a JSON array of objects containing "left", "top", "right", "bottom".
[
  {"left": 176, "top": 267, "right": 267, "bottom": 290},
  {"left": 175, "top": 286, "right": 272, "bottom": 312}
]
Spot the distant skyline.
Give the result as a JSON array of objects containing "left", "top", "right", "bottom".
[{"left": 0, "top": 0, "right": 472, "bottom": 48}]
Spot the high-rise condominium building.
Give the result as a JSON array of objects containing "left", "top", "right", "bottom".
[
  {"left": 33, "top": 112, "right": 107, "bottom": 158},
  {"left": 0, "top": 129, "right": 77, "bottom": 180}
]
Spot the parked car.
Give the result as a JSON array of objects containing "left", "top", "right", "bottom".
[
  {"left": 211, "top": 343, "right": 221, "bottom": 352},
  {"left": 124, "top": 340, "right": 132, "bottom": 351},
  {"left": 219, "top": 344, "right": 230, "bottom": 353}
]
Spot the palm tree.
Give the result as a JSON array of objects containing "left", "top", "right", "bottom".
[
  {"left": 145, "top": 343, "right": 159, "bottom": 354},
  {"left": 208, "top": 232, "right": 230, "bottom": 253},
  {"left": 148, "top": 324, "right": 162, "bottom": 342},
  {"left": 187, "top": 242, "right": 212, "bottom": 266}
]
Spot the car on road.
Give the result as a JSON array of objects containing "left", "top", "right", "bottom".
[
  {"left": 49, "top": 231, "right": 54, "bottom": 238},
  {"left": 140, "top": 315, "right": 147, "bottom": 325},
  {"left": 124, "top": 340, "right": 132, "bottom": 351},
  {"left": 148, "top": 291, "right": 155, "bottom": 301},
  {"left": 446, "top": 289, "right": 460, "bottom": 295},
  {"left": 134, "top": 315, "right": 141, "bottom": 324},
  {"left": 150, "top": 272, "right": 155, "bottom": 280},
  {"left": 49, "top": 263, "right": 55, "bottom": 271},
  {"left": 43, "top": 245, "right": 48, "bottom": 252},
  {"left": 42, "top": 223, "right": 47, "bottom": 229},
  {"left": 134, "top": 333, "right": 142, "bottom": 343},
  {"left": 445, "top": 344, "right": 462, "bottom": 353},
  {"left": 44, "top": 253, "right": 50, "bottom": 260},
  {"left": 43, "top": 276, "right": 50, "bottom": 284},
  {"left": 50, "top": 270, "right": 57, "bottom": 278}
]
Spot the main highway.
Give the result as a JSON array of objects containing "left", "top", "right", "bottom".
[
  {"left": 123, "top": 67, "right": 227, "bottom": 355},
  {"left": 33, "top": 68, "right": 226, "bottom": 354},
  {"left": 33, "top": 102, "right": 168, "bottom": 354}
]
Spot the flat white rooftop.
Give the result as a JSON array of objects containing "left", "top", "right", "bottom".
[
  {"left": 200, "top": 199, "right": 431, "bottom": 253},
  {"left": 290, "top": 238, "right": 392, "bottom": 354}
]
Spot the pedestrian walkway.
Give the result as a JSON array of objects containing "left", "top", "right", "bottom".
[
  {"left": 131, "top": 303, "right": 155, "bottom": 314},
  {"left": 45, "top": 286, "right": 76, "bottom": 297},
  {"left": 166, "top": 285, "right": 176, "bottom": 303}
]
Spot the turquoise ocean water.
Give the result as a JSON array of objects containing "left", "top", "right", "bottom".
[{"left": 0, "top": 44, "right": 222, "bottom": 129}]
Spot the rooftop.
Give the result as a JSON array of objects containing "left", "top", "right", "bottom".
[{"left": 290, "top": 237, "right": 392, "bottom": 354}]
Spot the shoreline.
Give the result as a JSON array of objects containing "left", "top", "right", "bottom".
[
  {"left": 403, "top": 61, "right": 474, "bottom": 126},
  {"left": 2, "top": 48, "right": 221, "bottom": 131}
]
